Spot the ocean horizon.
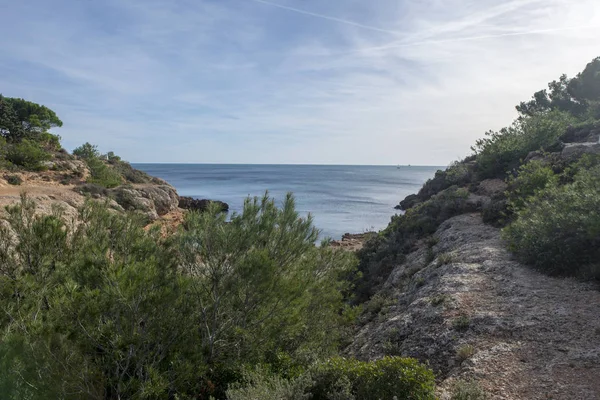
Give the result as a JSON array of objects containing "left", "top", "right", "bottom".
[{"left": 134, "top": 164, "right": 443, "bottom": 239}]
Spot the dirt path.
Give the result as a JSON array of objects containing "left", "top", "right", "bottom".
[{"left": 348, "top": 213, "right": 600, "bottom": 399}]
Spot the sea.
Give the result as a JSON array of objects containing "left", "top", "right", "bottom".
[{"left": 133, "top": 164, "right": 441, "bottom": 240}]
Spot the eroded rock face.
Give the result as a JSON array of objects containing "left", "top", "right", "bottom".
[{"left": 178, "top": 196, "right": 229, "bottom": 213}]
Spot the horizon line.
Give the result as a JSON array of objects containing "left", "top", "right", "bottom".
[{"left": 131, "top": 162, "right": 446, "bottom": 167}]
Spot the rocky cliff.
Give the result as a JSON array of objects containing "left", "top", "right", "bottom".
[
  {"left": 345, "top": 123, "right": 600, "bottom": 399},
  {"left": 346, "top": 212, "right": 600, "bottom": 399}
]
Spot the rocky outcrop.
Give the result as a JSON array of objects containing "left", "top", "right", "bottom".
[
  {"left": 561, "top": 142, "right": 600, "bottom": 160},
  {"left": 109, "top": 185, "right": 179, "bottom": 221},
  {"left": 330, "top": 233, "right": 375, "bottom": 251},
  {"left": 475, "top": 179, "right": 507, "bottom": 198},
  {"left": 347, "top": 213, "right": 600, "bottom": 399},
  {"left": 396, "top": 194, "right": 419, "bottom": 211},
  {"left": 178, "top": 196, "right": 229, "bottom": 213}
]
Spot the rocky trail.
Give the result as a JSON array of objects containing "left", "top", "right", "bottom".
[{"left": 347, "top": 213, "right": 600, "bottom": 400}]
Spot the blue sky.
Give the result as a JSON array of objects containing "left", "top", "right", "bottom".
[{"left": 1, "top": 0, "right": 599, "bottom": 164}]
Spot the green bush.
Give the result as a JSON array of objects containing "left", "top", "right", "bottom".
[
  {"left": 38, "top": 132, "right": 62, "bottom": 151},
  {"left": 0, "top": 194, "right": 360, "bottom": 399},
  {"left": 450, "top": 380, "right": 488, "bottom": 400},
  {"left": 503, "top": 165, "right": 600, "bottom": 277},
  {"left": 72, "top": 142, "right": 100, "bottom": 159},
  {"left": 4, "top": 175, "right": 21, "bottom": 185},
  {"left": 472, "top": 110, "right": 574, "bottom": 179},
  {"left": 481, "top": 197, "right": 508, "bottom": 227},
  {"left": 110, "top": 159, "right": 153, "bottom": 183},
  {"left": 5, "top": 139, "right": 51, "bottom": 170},
  {"left": 506, "top": 159, "right": 559, "bottom": 212},
  {"left": 226, "top": 368, "right": 313, "bottom": 400},
  {"left": 310, "top": 356, "right": 436, "bottom": 400},
  {"left": 86, "top": 157, "right": 122, "bottom": 188},
  {"left": 227, "top": 357, "right": 436, "bottom": 400},
  {"left": 453, "top": 315, "right": 471, "bottom": 331}
]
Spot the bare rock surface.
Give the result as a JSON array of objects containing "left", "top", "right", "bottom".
[
  {"left": 347, "top": 213, "right": 600, "bottom": 400},
  {"left": 109, "top": 184, "right": 179, "bottom": 221},
  {"left": 561, "top": 142, "right": 600, "bottom": 159},
  {"left": 330, "top": 233, "right": 375, "bottom": 251}
]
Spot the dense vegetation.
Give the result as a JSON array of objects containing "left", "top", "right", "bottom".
[
  {"left": 0, "top": 193, "right": 436, "bottom": 399},
  {"left": 356, "top": 57, "right": 600, "bottom": 301},
  {"left": 0, "top": 95, "right": 62, "bottom": 170}
]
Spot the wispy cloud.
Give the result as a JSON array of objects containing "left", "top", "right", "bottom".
[
  {"left": 1, "top": 0, "right": 599, "bottom": 164},
  {"left": 249, "top": 0, "right": 403, "bottom": 35}
]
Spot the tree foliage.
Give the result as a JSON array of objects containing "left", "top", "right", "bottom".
[
  {"left": 0, "top": 193, "right": 369, "bottom": 399},
  {"left": 503, "top": 163, "right": 600, "bottom": 278},
  {"left": 516, "top": 57, "right": 600, "bottom": 118},
  {"left": 0, "top": 95, "right": 62, "bottom": 170},
  {"left": 0, "top": 95, "right": 62, "bottom": 142}
]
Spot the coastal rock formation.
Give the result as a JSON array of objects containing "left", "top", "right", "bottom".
[
  {"left": 346, "top": 213, "right": 600, "bottom": 399},
  {"left": 109, "top": 184, "right": 179, "bottom": 221},
  {"left": 178, "top": 196, "right": 229, "bottom": 213},
  {"left": 330, "top": 233, "right": 375, "bottom": 251}
]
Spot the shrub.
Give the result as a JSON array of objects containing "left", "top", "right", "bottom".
[
  {"left": 456, "top": 344, "right": 476, "bottom": 362},
  {"left": 86, "top": 157, "right": 122, "bottom": 188},
  {"left": 506, "top": 159, "right": 558, "bottom": 212},
  {"left": 227, "top": 357, "right": 436, "bottom": 400},
  {"left": 503, "top": 165, "right": 600, "bottom": 277},
  {"left": 226, "top": 368, "right": 313, "bottom": 400},
  {"left": 362, "top": 293, "right": 396, "bottom": 321},
  {"left": 5, "top": 175, "right": 22, "bottom": 185},
  {"left": 481, "top": 197, "right": 508, "bottom": 227},
  {"left": 110, "top": 159, "right": 153, "bottom": 183},
  {"left": 38, "top": 132, "right": 62, "bottom": 151},
  {"left": 5, "top": 139, "right": 51, "bottom": 170},
  {"left": 472, "top": 110, "right": 574, "bottom": 179},
  {"left": 0, "top": 194, "right": 360, "bottom": 398},
  {"left": 310, "top": 356, "right": 436, "bottom": 400},
  {"left": 453, "top": 315, "right": 471, "bottom": 331},
  {"left": 73, "top": 142, "right": 100, "bottom": 159},
  {"left": 430, "top": 294, "right": 450, "bottom": 307},
  {"left": 450, "top": 380, "right": 488, "bottom": 400},
  {"left": 437, "top": 252, "right": 456, "bottom": 266}
]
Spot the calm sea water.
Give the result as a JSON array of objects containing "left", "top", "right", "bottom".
[{"left": 133, "top": 164, "right": 441, "bottom": 240}]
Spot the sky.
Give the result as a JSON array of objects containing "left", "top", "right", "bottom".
[{"left": 1, "top": 0, "right": 599, "bottom": 165}]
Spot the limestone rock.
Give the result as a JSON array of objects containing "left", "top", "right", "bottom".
[{"left": 109, "top": 185, "right": 179, "bottom": 221}]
